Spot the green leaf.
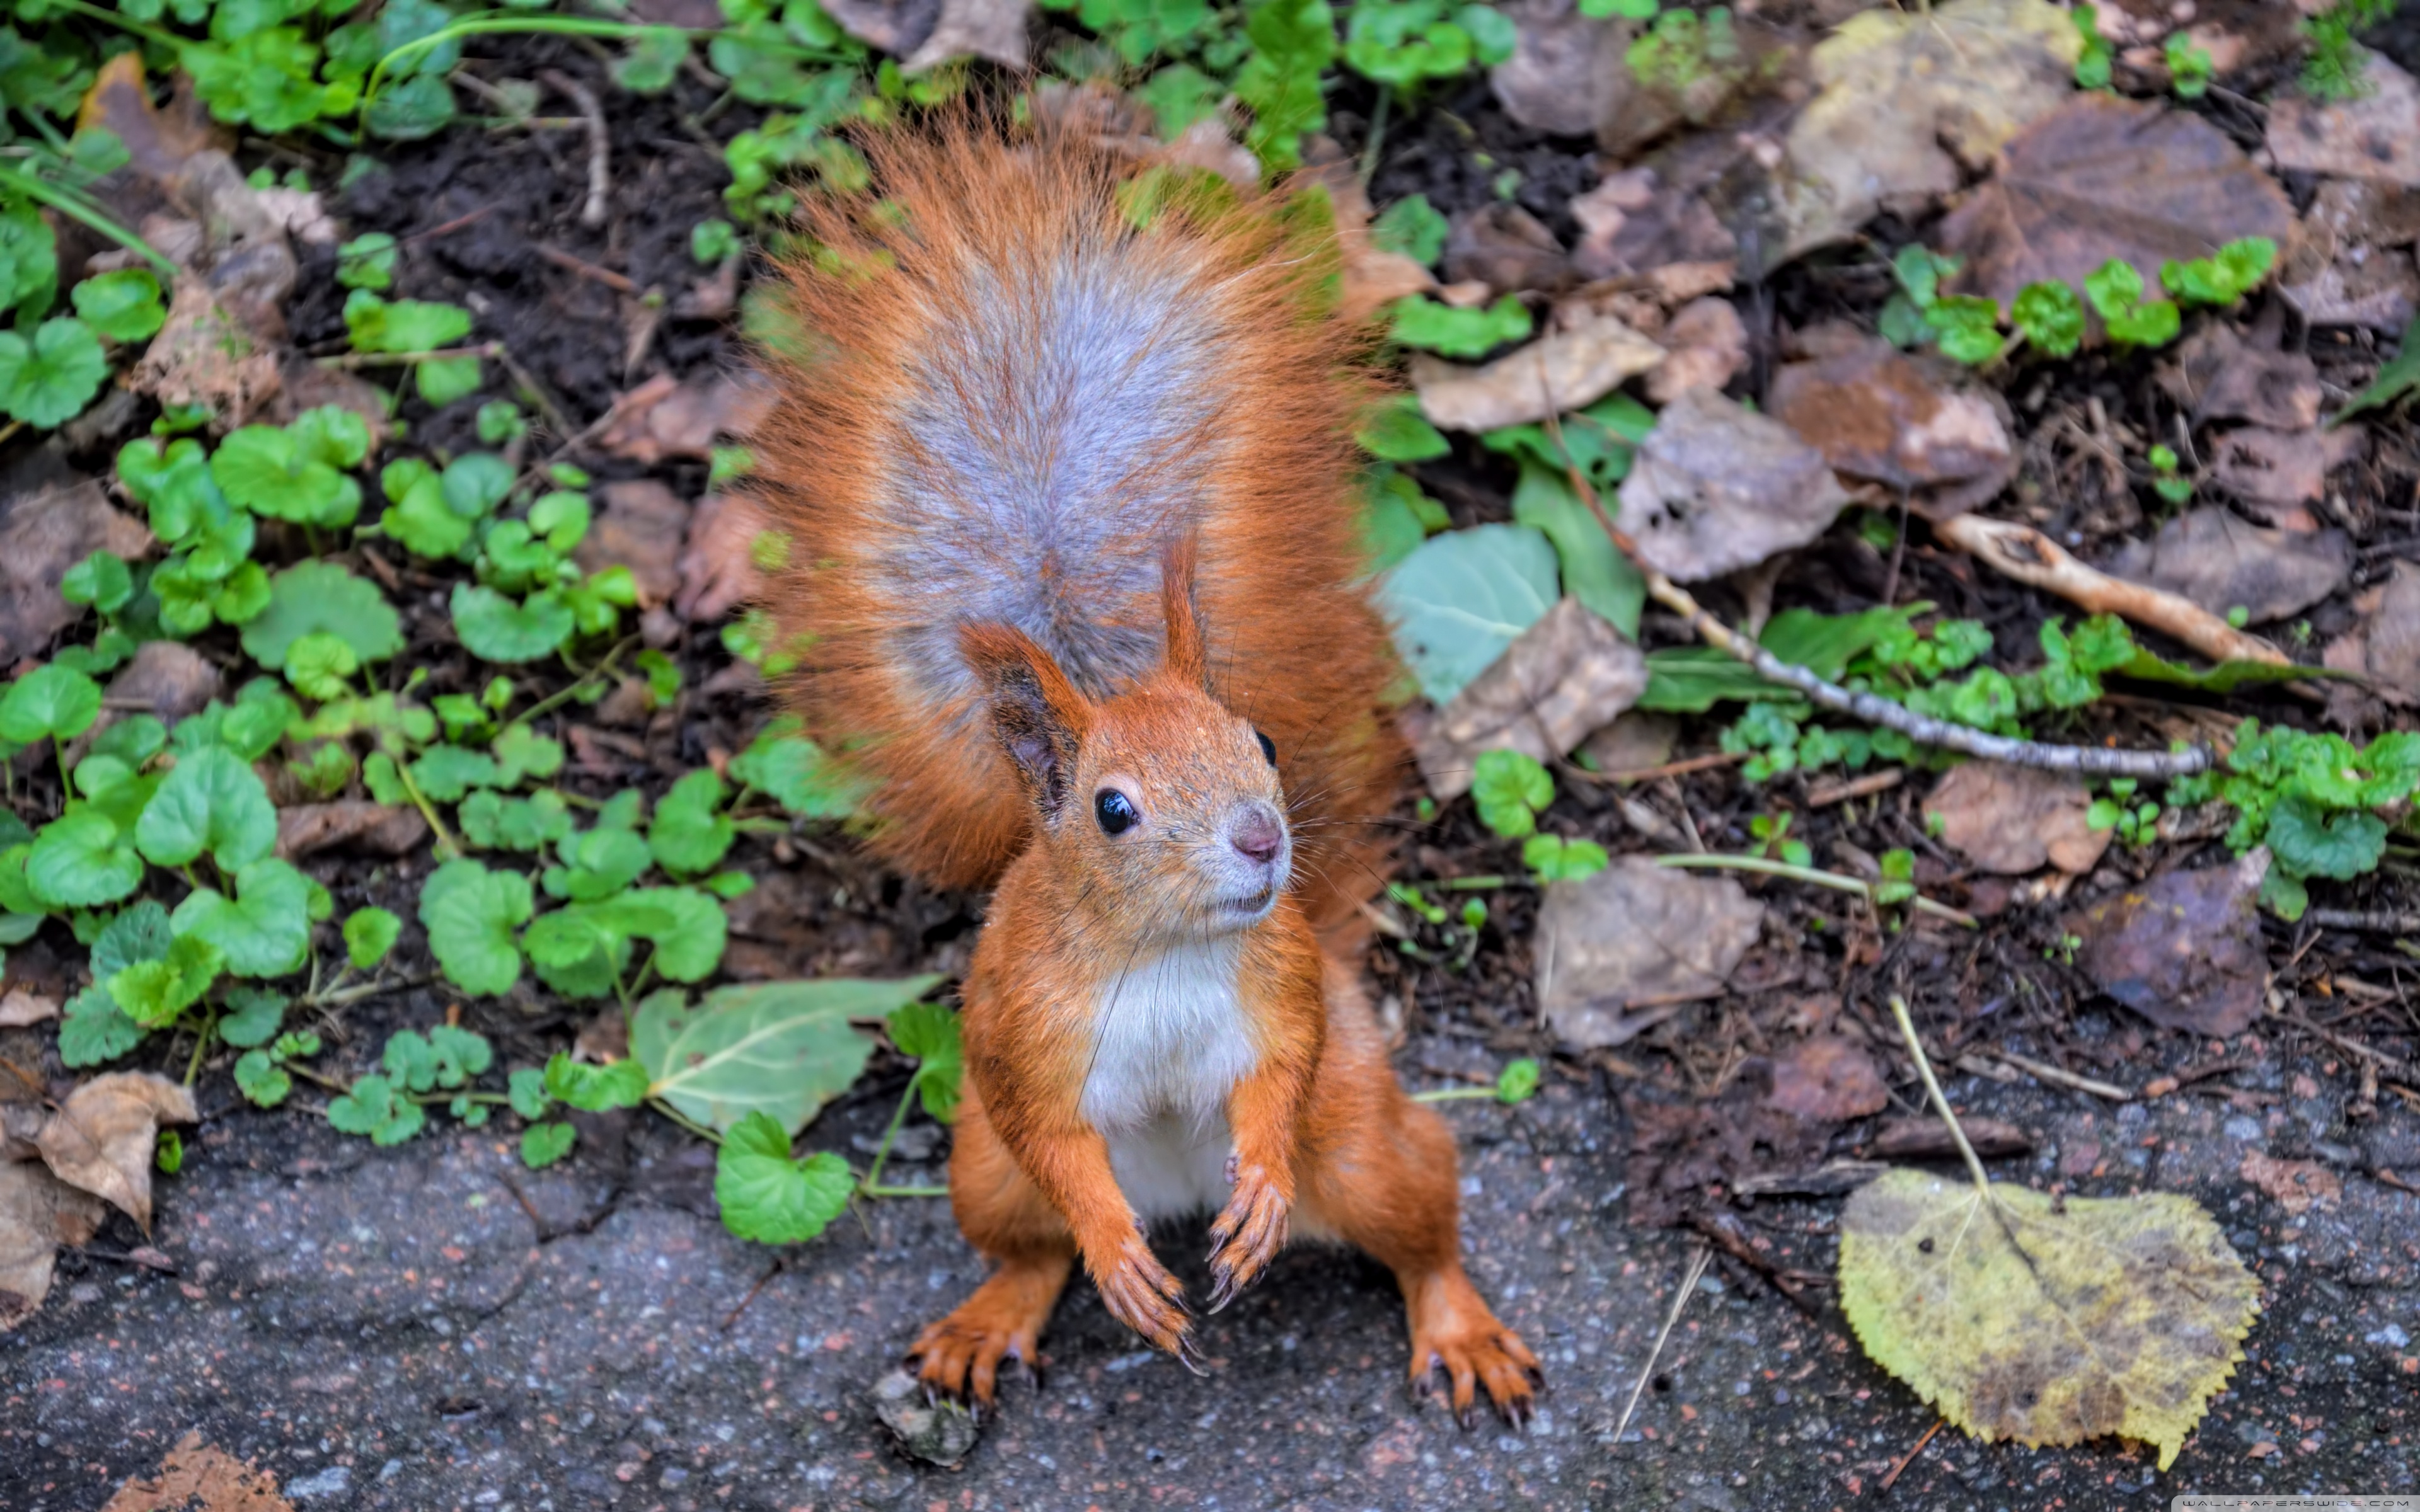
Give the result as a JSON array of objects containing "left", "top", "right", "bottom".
[
  {"left": 451, "top": 583, "right": 576, "bottom": 663},
  {"left": 1495, "top": 1057, "right": 1540, "bottom": 1102},
  {"left": 1390, "top": 293, "right": 1532, "bottom": 358},
  {"left": 689, "top": 219, "right": 739, "bottom": 266},
  {"left": 715, "top": 1111, "right": 855, "bottom": 1244},
  {"left": 343, "top": 289, "right": 473, "bottom": 353},
  {"left": 71, "top": 269, "right": 166, "bottom": 342},
  {"left": 887, "top": 999, "right": 963, "bottom": 1123},
  {"left": 418, "top": 859, "right": 533, "bottom": 996},
  {"left": 648, "top": 770, "right": 735, "bottom": 876},
  {"left": 216, "top": 985, "right": 287, "bottom": 1048},
  {"left": 343, "top": 905, "right": 401, "bottom": 970},
  {"left": 378, "top": 457, "right": 471, "bottom": 558},
  {"left": 1522, "top": 832, "right": 1608, "bottom": 880},
  {"left": 521, "top": 1121, "right": 576, "bottom": 1168},
  {"left": 234, "top": 1048, "right": 292, "bottom": 1107},
  {"left": 326, "top": 1072, "right": 426, "bottom": 1145},
  {"left": 415, "top": 353, "right": 483, "bottom": 407},
  {"left": 60, "top": 551, "right": 134, "bottom": 614},
  {"left": 135, "top": 745, "right": 277, "bottom": 869},
  {"left": 543, "top": 1049, "right": 649, "bottom": 1111},
  {"left": 59, "top": 985, "right": 144, "bottom": 1067},
  {"left": 2160, "top": 237, "right": 2275, "bottom": 306},
  {"left": 2264, "top": 794, "right": 2385, "bottom": 881},
  {"left": 211, "top": 417, "right": 365, "bottom": 527},
  {"left": 26, "top": 811, "right": 142, "bottom": 908},
  {"left": 0, "top": 317, "right": 108, "bottom": 427},
  {"left": 1370, "top": 193, "right": 1450, "bottom": 267},
  {"left": 1345, "top": 0, "right": 1478, "bottom": 87},
  {"left": 91, "top": 900, "right": 172, "bottom": 980},
  {"left": 0, "top": 663, "right": 102, "bottom": 745},
  {"left": 729, "top": 723, "right": 863, "bottom": 819},
  {"left": 631, "top": 976, "right": 940, "bottom": 1135},
  {"left": 1378, "top": 523, "right": 1559, "bottom": 703},
  {"left": 509, "top": 1065, "right": 553, "bottom": 1120},
  {"left": 1509, "top": 462, "right": 1644, "bottom": 638},
  {"left": 460, "top": 789, "right": 574, "bottom": 852},
  {"left": 546, "top": 825, "right": 654, "bottom": 902},
  {"left": 107, "top": 934, "right": 224, "bottom": 1029},
  {"left": 2011, "top": 281, "right": 2084, "bottom": 358},
  {"left": 1923, "top": 295, "right": 2002, "bottom": 364},
  {"left": 1233, "top": 0, "right": 1335, "bottom": 170},
  {"left": 1472, "top": 748, "right": 1553, "bottom": 839},
  {"left": 588, "top": 886, "right": 727, "bottom": 982},
  {"left": 1356, "top": 394, "right": 1451, "bottom": 461},
  {"left": 171, "top": 859, "right": 315, "bottom": 978},
  {"left": 241, "top": 561, "right": 403, "bottom": 670},
  {"left": 1137, "top": 62, "right": 1222, "bottom": 138},
  {"left": 410, "top": 745, "right": 501, "bottom": 802},
  {"left": 336, "top": 232, "right": 397, "bottom": 291}
]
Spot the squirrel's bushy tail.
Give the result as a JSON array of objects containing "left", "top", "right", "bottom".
[{"left": 753, "top": 115, "right": 1404, "bottom": 930}]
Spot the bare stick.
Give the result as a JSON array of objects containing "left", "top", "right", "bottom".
[
  {"left": 1932, "top": 513, "right": 2291, "bottom": 673},
  {"left": 1986, "top": 1050, "right": 2133, "bottom": 1102},
  {"left": 1656, "top": 852, "right": 1978, "bottom": 928},
  {"left": 1611, "top": 1245, "right": 1712, "bottom": 1447},
  {"left": 1888, "top": 994, "right": 1993, "bottom": 1198},
  {"left": 541, "top": 69, "right": 611, "bottom": 229},
  {"left": 1540, "top": 411, "right": 2215, "bottom": 779}
]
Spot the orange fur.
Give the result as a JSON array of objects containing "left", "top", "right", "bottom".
[{"left": 752, "top": 115, "right": 1404, "bottom": 935}]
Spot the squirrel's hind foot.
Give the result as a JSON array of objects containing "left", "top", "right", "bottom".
[
  {"left": 1405, "top": 1268, "right": 1544, "bottom": 1430},
  {"left": 909, "top": 1252, "right": 1071, "bottom": 1409}
]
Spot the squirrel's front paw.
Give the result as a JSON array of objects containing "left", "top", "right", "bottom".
[
  {"left": 1206, "top": 1163, "right": 1290, "bottom": 1312},
  {"left": 1092, "top": 1237, "right": 1201, "bottom": 1370}
]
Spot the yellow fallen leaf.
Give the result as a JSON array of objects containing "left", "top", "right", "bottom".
[{"left": 1838, "top": 1168, "right": 2259, "bottom": 1470}]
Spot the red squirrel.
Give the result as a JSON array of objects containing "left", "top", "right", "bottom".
[{"left": 754, "top": 118, "right": 1540, "bottom": 1426}]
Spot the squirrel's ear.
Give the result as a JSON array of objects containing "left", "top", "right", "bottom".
[
  {"left": 962, "top": 623, "right": 1093, "bottom": 820},
  {"left": 1160, "top": 536, "right": 1207, "bottom": 689}
]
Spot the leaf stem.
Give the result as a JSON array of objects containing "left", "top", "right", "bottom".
[
  {"left": 390, "top": 757, "right": 459, "bottom": 859},
  {"left": 1887, "top": 994, "right": 1993, "bottom": 1200},
  {"left": 861, "top": 1070, "right": 919, "bottom": 1196},
  {"left": 647, "top": 1094, "right": 720, "bottom": 1144},
  {"left": 1655, "top": 853, "right": 1979, "bottom": 928},
  {"left": 316, "top": 342, "right": 504, "bottom": 369},
  {"left": 408, "top": 1089, "right": 510, "bottom": 1106},
  {"left": 516, "top": 635, "right": 634, "bottom": 725},
  {"left": 0, "top": 163, "right": 179, "bottom": 278},
  {"left": 1409, "top": 1085, "right": 1499, "bottom": 1102},
  {"left": 183, "top": 1013, "right": 215, "bottom": 1087},
  {"left": 285, "top": 1062, "right": 351, "bottom": 1093}
]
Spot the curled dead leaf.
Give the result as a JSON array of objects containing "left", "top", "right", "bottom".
[
  {"left": 2267, "top": 52, "right": 2420, "bottom": 190},
  {"left": 1759, "top": 1034, "right": 1889, "bottom": 1122},
  {"left": 1923, "top": 761, "right": 2111, "bottom": 876},
  {"left": 1571, "top": 166, "right": 1738, "bottom": 285},
  {"left": 2158, "top": 323, "right": 2325, "bottom": 432},
  {"left": 1444, "top": 203, "right": 1567, "bottom": 295},
  {"left": 1767, "top": 336, "right": 2016, "bottom": 519},
  {"left": 2209, "top": 425, "right": 2366, "bottom": 518},
  {"left": 1, "top": 1160, "right": 107, "bottom": 1331},
  {"left": 0, "top": 468, "right": 154, "bottom": 665},
  {"left": 2103, "top": 508, "right": 2349, "bottom": 627},
  {"left": 34, "top": 1072, "right": 197, "bottom": 1232},
  {"left": 0, "top": 989, "right": 59, "bottom": 1028},
  {"left": 1489, "top": 0, "right": 1634, "bottom": 137},
  {"left": 1615, "top": 386, "right": 1851, "bottom": 581},
  {"left": 676, "top": 492, "right": 772, "bottom": 622},
  {"left": 597, "top": 370, "right": 776, "bottom": 466},
  {"left": 2064, "top": 852, "right": 2271, "bottom": 1038},
  {"left": 1535, "top": 856, "right": 1763, "bottom": 1048},
  {"left": 1400, "top": 596, "right": 1648, "bottom": 801},
  {"left": 578, "top": 479, "right": 691, "bottom": 607},
  {"left": 1643, "top": 296, "right": 1747, "bottom": 404},
  {"left": 1411, "top": 314, "right": 1664, "bottom": 432},
  {"left": 275, "top": 801, "right": 429, "bottom": 860}
]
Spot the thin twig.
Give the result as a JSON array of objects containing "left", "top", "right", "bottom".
[
  {"left": 536, "top": 244, "right": 637, "bottom": 293},
  {"left": 540, "top": 69, "right": 611, "bottom": 229},
  {"left": 1611, "top": 1246, "right": 1712, "bottom": 1448},
  {"left": 1540, "top": 411, "right": 2215, "bottom": 779},
  {"left": 1805, "top": 768, "right": 1904, "bottom": 808},
  {"left": 316, "top": 342, "right": 501, "bottom": 369},
  {"left": 1656, "top": 853, "right": 1978, "bottom": 928},
  {"left": 2267, "top": 1007, "right": 2420, "bottom": 1084},
  {"left": 1986, "top": 1050, "right": 2133, "bottom": 1102},
  {"left": 1880, "top": 1418, "right": 1945, "bottom": 1492},
  {"left": 1562, "top": 750, "right": 1749, "bottom": 786},
  {"left": 2305, "top": 908, "right": 2420, "bottom": 934}
]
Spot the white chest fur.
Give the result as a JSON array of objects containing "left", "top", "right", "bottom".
[{"left": 1080, "top": 937, "right": 1259, "bottom": 1220}]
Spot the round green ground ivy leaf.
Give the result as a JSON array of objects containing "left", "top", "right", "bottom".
[
  {"left": 71, "top": 269, "right": 167, "bottom": 342},
  {"left": 240, "top": 561, "right": 403, "bottom": 670},
  {"left": 418, "top": 858, "right": 533, "bottom": 996},
  {"left": 26, "top": 810, "right": 143, "bottom": 908},
  {"left": 216, "top": 985, "right": 288, "bottom": 1048},
  {"left": 135, "top": 745, "right": 277, "bottom": 869},
  {"left": 648, "top": 769, "right": 735, "bottom": 876},
  {"left": 521, "top": 1121, "right": 576, "bottom": 1168},
  {"left": 171, "top": 858, "right": 315, "bottom": 977},
  {"left": 211, "top": 423, "right": 361, "bottom": 527},
  {"left": 0, "top": 316, "right": 108, "bottom": 427},
  {"left": 451, "top": 584, "right": 575, "bottom": 663},
  {"left": 59, "top": 985, "right": 143, "bottom": 1067},
  {"left": 108, "top": 934, "right": 225, "bottom": 1029},
  {"left": 326, "top": 1072, "right": 427, "bottom": 1145},
  {"left": 715, "top": 1111, "right": 853, "bottom": 1244},
  {"left": 0, "top": 663, "right": 103, "bottom": 745},
  {"left": 343, "top": 905, "right": 401, "bottom": 969}
]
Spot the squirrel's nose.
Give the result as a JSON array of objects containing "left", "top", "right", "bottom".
[{"left": 1230, "top": 802, "right": 1284, "bottom": 865}]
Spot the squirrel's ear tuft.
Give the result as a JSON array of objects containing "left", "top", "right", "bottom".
[
  {"left": 962, "top": 623, "right": 1092, "bottom": 820},
  {"left": 1160, "top": 536, "right": 1207, "bottom": 689}
]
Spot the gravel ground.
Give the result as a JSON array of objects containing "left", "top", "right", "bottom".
[{"left": 4, "top": 1036, "right": 2417, "bottom": 1512}]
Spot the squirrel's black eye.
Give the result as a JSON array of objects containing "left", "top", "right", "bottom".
[
  {"left": 1254, "top": 730, "right": 1277, "bottom": 766},
  {"left": 1095, "top": 789, "right": 1138, "bottom": 835}
]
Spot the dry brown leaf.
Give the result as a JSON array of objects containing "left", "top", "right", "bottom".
[
  {"left": 1644, "top": 296, "right": 1747, "bottom": 404},
  {"left": 35, "top": 1072, "right": 199, "bottom": 1232},
  {"left": 1411, "top": 314, "right": 1664, "bottom": 432},
  {"left": 1399, "top": 596, "right": 1648, "bottom": 801},
  {"left": 0, "top": 1159, "right": 107, "bottom": 1331},
  {"left": 1614, "top": 386, "right": 1850, "bottom": 581},
  {"left": 2103, "top": 508, "right": 2350, "bottom": 626},
  {"left": 2305, "top": 178, "right": 2420, "bottom": 249},
  {"left": 2064, "top": 850, "right": 2270, "bottom": 1038},
  {"left": 1535, "top": 856, "right": 1763, "bottom": 1048},
  {"left": 2324, "top": 561, "right": 2420, "bottom": 721},
  {"left": 2238, "top": 1151, "right": 2343, "bottom": 1216},
  {"left": 2267, "top": 52, "right": 2420, "bottom": 189},
  {"left": 2210, "top": 425, "right": 2366, "bottom": 517},
  {"left": 597, "top": 370, "right": 776, "bottom": 465},
  {"left": 577, "top": 479, "right": 691, "bottom": 607},
  {"left": 1937, "top": 94, "right": 2296, "bottom": 315},
  {"left": 676, "top": 492, "right": 771, "bottom": 622},
  {"left": 1443, "top": 203, "right": 1567, "bottom": 294},
  {"left": 2276, "top": 195, "right": 2420, "bottom": 332},
  {"left": 1760, "top": 1034, "right": 1889, "bottom": 1121},
  {"left": 1767, "top": 337, "right": 2016, "bottom": 518},
  {"left": 275, "top": 801, "right": 429, "bottom": 860},
  {"left": 1570, "top": 166, "right": 1738, "bottom": 285},
  {"left": 101, "top": 1432, "right": 295, "bottom": 1512},
  {"left": 1780, "top": 0, "right": 2080, "bottom": 258},
  {"left": 2160, "top": 323, "right": 2325, "bottom": 430},
  {"left": 1490, "top": 0, "right": 1634, "bottom": 137},
  {"left": 0, "top": 468, "right": 154, "bottom": 665},
  {"left": 1923, "top": 761, "right": 2111, "bottom": 876},
  {"left": 100, "top": 639, "right": 222, "bottom": 728},
  {"left": 903, "top": 0, "right": 1031, "bottom": 69},
  {"left": 1163, "top": 118, "right": 1259, "bottom": 192},
  {"left": 0, "top": 989, "right": 59, "bottom": 1028},
  {"left": 1579, "top": 709, "right": 1678, "bottom": 774},
  {"left": 134, "top": 278, "right": 283, "bottom": 425},
  {"left": 821, "top": 0, "right": 942, "bottom": 52}
]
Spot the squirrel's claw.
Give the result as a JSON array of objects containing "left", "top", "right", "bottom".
[
  {"left": 1205, "top": 1164, "right": 1290, "bottom": 1312},
  {"left": 1094, "top": 1235, "right": 1193, "bottom": 1356}
]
